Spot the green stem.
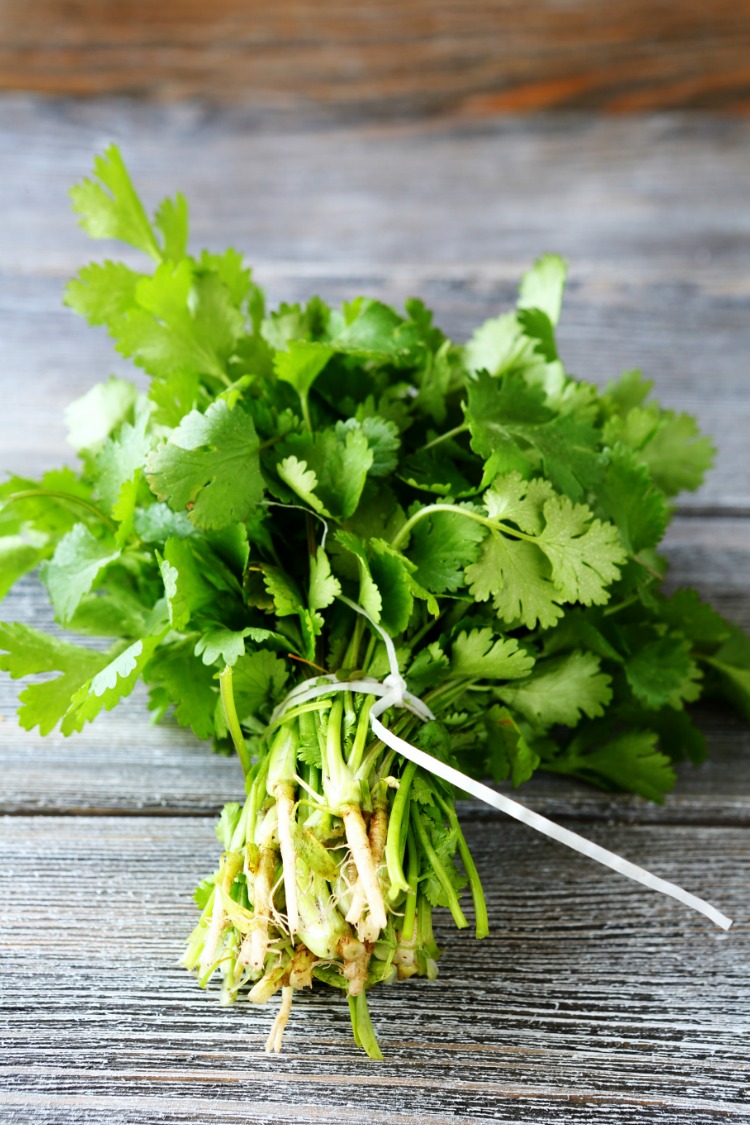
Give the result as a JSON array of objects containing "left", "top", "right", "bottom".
[
  {"left": 341, "top": 614, "right": 366, "bottom": 672},
  {"left": 400, "top": 827, "right": 419, "bottom": 941},
  {"left": 219, "top": 665, "right": 251, "bottom": 776},
  {"left": 7, "top": 489, "right": 117, "bottom": 533},
  {"left": 390, "top": 503, "right": 532, "bottom": 552},
  {"left": 602, "top": 593, "right": 640, "bottom": 617},
  {"left": 299, "top": 392, "right": 313, "bottom": 432},
  {"left": 385, "top": 759, "right": 417, "bottom": 899},
  {"left": 418, "top": 421, "right": 470, "bottom": 452},
  {"left": 348, "top": 990, "right": 383, "bottom": 1061},
  {"left": 321, "top": 696, "right": 360, "bottom": 808},
  {"left": 412, "top": 805, "right": 468, "bottom": 930},
  {"left": 347, "top": 696, "right": 374, "bottom": 774},
  {"left": 434, "top": 792, "right": 489, "bottom": 940}
]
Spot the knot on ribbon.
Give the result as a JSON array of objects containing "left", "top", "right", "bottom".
[{"left": 381, "top": 671, "right": 407, "bottom": 707}]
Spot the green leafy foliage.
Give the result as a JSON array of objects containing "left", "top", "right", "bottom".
[
  {"left": 0, "top": 622, "right": 110, "bottom": 735},
  {"left": 146, "top": 400, "right": 262, "bottom": 530},
  {"left": 41, "top": 523, "right": 120, "bottom": 625},
  {"left": 451, "top": 628, "right": 534, "bottom": 681},
  {"left": 496, "top": 651, "right": 613, "bottom": 729},
  {"left": 550, "top": 729, "right": 676, "bottom": 803}
]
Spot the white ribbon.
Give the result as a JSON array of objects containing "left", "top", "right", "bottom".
[{"left": 273, "top": 596, "right": 732, "bottom": 932}]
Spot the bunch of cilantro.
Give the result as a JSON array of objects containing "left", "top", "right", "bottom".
[{"left": 2, "top": 147, "right": 749, "bottom": 1059}]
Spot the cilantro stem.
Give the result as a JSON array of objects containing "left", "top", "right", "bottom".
[
  {"left": 390, "top": 503, "right": 532, "bottom": 551},
  {"left": 385, "top": 758, "right": 417, "bottom": 898},
  {"left": 300, "top": 394, "right": 313, "bottom": 433},
  {"left": 219, "top": 665, "right": 251, "bottom": 776},
  {"left": 348, "top": 990, "right": 383, "bottom": 1062},
  {"left": 400, "top": 827, "right": 419, "bottom": 940},
  {"left": 434, "top": 792, "right": 489, "bottom": 940},
  {"left": 412, "top": 804, "right": 468, "bottom": 930},
  {"left": 418, "top": 422, "right": 470, "bottom": 453},
  {"left": 602, "top": 593, "right": 640, "bottom": 617},
  {"left": 7, "top": 489, "right": 117, "bottom": 533}
]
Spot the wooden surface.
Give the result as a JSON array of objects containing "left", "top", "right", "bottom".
[
  {"left": 2, "top": 1, "right": 750, "bottom": 114},
  {"left": 1, "top": 99, "right": 750, "bottom": 1121}
]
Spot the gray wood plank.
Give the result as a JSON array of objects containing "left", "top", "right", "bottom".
[
  {"left": 1, "top": 815, "right": 748, "bottom": 1123},
  {"left": 2, "top": 101, "right": 750, "bottom": 506}
]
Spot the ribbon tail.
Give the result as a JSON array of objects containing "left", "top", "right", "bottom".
[{"left": 370, "top": 714, "right": 732, "bottom": 933}]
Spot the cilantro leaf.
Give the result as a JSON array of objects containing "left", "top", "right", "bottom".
[
  {"left": 194, "top": 626, "right": 285, "bottom": 667},
  {"left": 408, "top": 507, "right": 485, "bottom": 594},
  {"left": 0, "top": 622, "right": 110, "bottom": 735},
  {"left": 596, "top": 445, "right": 668, "bottom": 554},
  {"left": 339, "top": 417, "right": 401, "bottom": 478},
  {"left": 480, "top": 704, "right": 540, "bottom": 786},
  {"left": 332, "top": 298, "right": 426, "bottom": 366},
  {"left": 145, "top": 639, "right": 218, "bottom": 740},
  {"left": 146, "top": 400, "right": 263, "bottom": 530},
  {"left": 41, "top": 524, "right": 120, "bottom": 625},
  {"left": 274, "top": 341, "right": 334, "bottom": 413},
  {"left": 336, "top": 531, "right": 415, "bottom": 634},
  {"left": 309, "top": 548, "right": 341, "bottom": 614},
  {"left": 497, "top": 652, "right": 612, "bottom": 729},
  {"left": 232, "top": 650, "right": 289, "bottom": 724},
  {"left": 624, "top": 631, "right": 703, "bottom": 710},
  {"left": 65, "top": 261, "right": 143, "bottom": 329},
  {"left": 69, "top": 145, "right": 160, "bottom": 260},
  {"left": 518, "top": 254, "right": 568, "bottom": 327},
  {"left": 114, "top": 262, "right": 244, "bottom": 390},
  {"left": 551, "top": 730, "right": 676, "bottom": 803},
  {"left": 64, "top": 376, "right": 139, "bottom": 453},
  {"left": 466, "top": 371, "right": 601, "bottom": 501},
  {"left": 465, "top": 531, "right": 564, "bottom": 631},
  {"left": 159, "top": 536, "right": 214, "bottom": 631},
  {"left": 154, "top": 192, "right": 189, "bottom": 260},
  {"left": 535, "top": 494, "right": 626, "bottom": 607},
  {"left": 464, "top": 314, "right": 533, "bottom": 379},
  {"left": 65, "top": 634, "right": 165, "bottom": 732},
  {"left": 451, "top": 628, "right": 534, "bottom": 681},
  {"left": 638, "top": 411, "right": 715, "bottom": 496},
  {"left": 705, "top": 623, "right": 750, "bottom": 722},
  {"left": 0, "top": 539, "right": 45, "bottom": 602},
  {"left": 277, "top": 426, "right": 373, "bottom": 519},
  {"left": 94, "top": 411, "right": 153, "bottom": 542},
  {"left": 656, "top": 588, "right": 730, "bottom": 648},
  {"left": 604, "top": 401, "right": 715, "bottom": 498}
]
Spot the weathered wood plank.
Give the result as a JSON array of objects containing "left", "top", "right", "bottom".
[
  {"left": 2, "top": 104, "right": 750, "bottom": 506},
  {"left": 1, "top": 1, "right": 750, "bottom": 114},
  {"left": 0, "top": 816, "right": 748, "bottom": 1123}
]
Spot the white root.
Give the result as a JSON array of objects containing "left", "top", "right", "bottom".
[
  {"left": 339, "top": 932, "right": 370, "bottom": 998},
  {"left": 199, "top": 887, "right": 226, "bottom": 975},
  {"left": 288, "top": 946, "right": 318, "bottom": 989},
  {"left": 345, "top": 805, "right": 388, "bottom": 941},
  {"left": 342, "top": 806, "right": 387, "bottom": 935},
  {"left": 238, "top": 845, "right": 275, "bottom": 973},
  {"left": 274, "top": 785, "right": 299, "bottom": 937},
  {"left": 394, "top": 930, "right": 418, "bottom": 979},
  {"left": 265, "top": 985, "right": 294, "bottom": 1053}
]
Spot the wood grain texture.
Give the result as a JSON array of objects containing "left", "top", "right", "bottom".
[
  {"left": 2, "top": 102, "right": 750, "bottom": 507},
  {"left": 1, "top": 1, "right": 750, "bottom": 114},
  {"left": 1, "top": 816, "right": 748, "bottom": 1123}
]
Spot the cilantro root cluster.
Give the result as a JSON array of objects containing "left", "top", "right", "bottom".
[{"left": 1, "top": 148, "right": 749, "bottom": 1058}]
